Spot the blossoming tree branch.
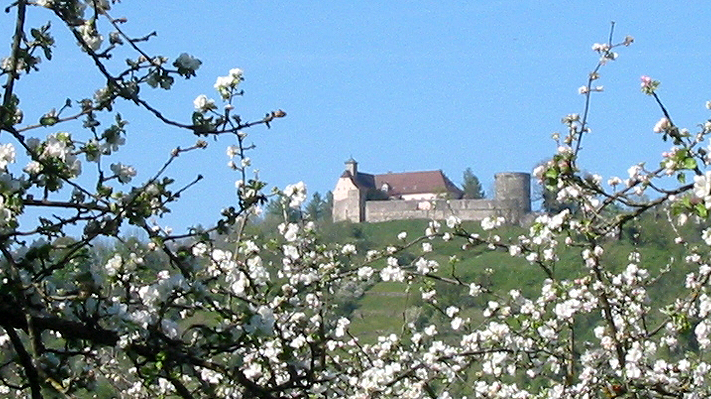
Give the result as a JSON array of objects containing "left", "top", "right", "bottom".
[{"left": 1, "top": 2, "right": 711, "bottom": 398}]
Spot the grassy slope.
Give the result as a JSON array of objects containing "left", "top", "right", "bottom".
[{"left": 336, "top": 217, "right": 694, "bottom": 344}]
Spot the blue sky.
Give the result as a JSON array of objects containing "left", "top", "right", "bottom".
[{"left": 5, "top": 1, "right": 711, "bottom": 232}]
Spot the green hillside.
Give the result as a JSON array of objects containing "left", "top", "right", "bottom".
[{"left": 323, "top": 214, "right": 697, "bottom": 344}]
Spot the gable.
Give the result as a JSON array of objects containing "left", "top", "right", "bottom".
[{"left": 333, "top": 176, "right": 357, "bottom": 199}]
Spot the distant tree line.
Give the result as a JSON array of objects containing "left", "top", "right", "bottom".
[{"left": 265, "top": 191, "right": 333, "bottom": 223}]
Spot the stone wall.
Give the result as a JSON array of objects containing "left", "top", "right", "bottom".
[
  {"left": 365, "top": 198, "right": 526, "bottom": 224},
  {"left": 361, "top": 172, "right": 532, "bottom": 224}
]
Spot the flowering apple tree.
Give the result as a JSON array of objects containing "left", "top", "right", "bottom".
[{"left": 1, "top": 1, "right": 711, "bottom": 398}]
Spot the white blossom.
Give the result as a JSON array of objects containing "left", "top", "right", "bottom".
[
  {"left": 110, "top": 163, "right": 136, "bottom": 183},
  {"left": 284, "top": 181, "right": 307, "bottom": 208},
  {"left": 0, "top": 144, "right": 15, "bottom": 171},
  {"left": 422, "top": 242, "right": 433, "bottom": 252},
  {"left": 653, "top": 117, "right": 670, "bottom": 133},
  {"left": 341, "top": 243, "right": 357, "bottom": 255},
  {"left": 694, "top": 171, "right": 711, "bottom": 209},
  {"left": 77, "top": 21, "right": 103, "bottom": 51},
  {"left": 193, "top": 94, "right": 215, "bottom": 112}
]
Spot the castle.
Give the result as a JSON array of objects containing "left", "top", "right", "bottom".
[{"left": 332, "top": 158, "right": 531, "bottom": 224}]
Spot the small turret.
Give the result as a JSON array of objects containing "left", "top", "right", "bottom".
[{"left": 345, "top": 157, "right": 358, "bottom": 176}]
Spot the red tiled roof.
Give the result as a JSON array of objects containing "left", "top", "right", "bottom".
[
  {"left": 341, "top": 168, "right": 463, "bottom": 198},
  {"left": 374, "top": 170, "right": 463, "bottom": 198}
]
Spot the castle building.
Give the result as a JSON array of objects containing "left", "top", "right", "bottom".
[{"left": 332, "top": 158, "right": 531, "bottom": 224}]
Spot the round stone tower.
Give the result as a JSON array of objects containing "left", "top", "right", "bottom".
[{"left": 494, "top": 172, "right": 531, "bottom": 223}]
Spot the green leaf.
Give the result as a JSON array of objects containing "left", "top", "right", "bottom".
[
  {"left": 696, "top": 203, "right": 708, "bottom": 219},
  {"left": 192, "top": 111, "right": 204, "bottom": 125},
  {"left": 677, "top": 173, "right": 686, "bottom": 183},
  {"left": 39, "top": 116, "right": 58, "bottom": 126},
  {"left": 683, "top": 157, "right": 697, "bottom": 170}
]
